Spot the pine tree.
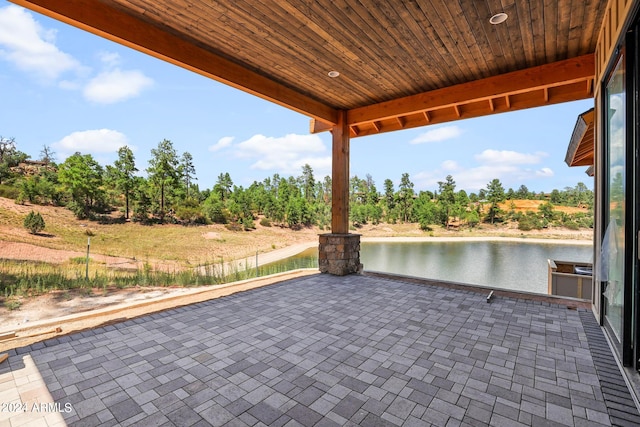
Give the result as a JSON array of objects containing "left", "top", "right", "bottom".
[
  {"left": 437, "top": 175, "right": 456, "bottom": 227},
  {"left": 24, "top": 210, "right": 45, "bottom": 234},
  {"left": 112, "top": 146, "right": 138, "bottom": 219},
  {"left": 486, "top": 178, "right": 506, "bottom": 224},
  {"left": 147, "top": 139, "right": 179, "bottom": 220},
  {"left": 58, "top": 152, "right": 105, "bottom": 219},
  {"left": 180, "top": 151, "right": 197, "bottom": 198},
  {"left": 397, "top": 173, "right": 415, "bottom": 223}
]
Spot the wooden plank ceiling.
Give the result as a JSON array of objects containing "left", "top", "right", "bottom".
[{"left": 13, "top": 0, "right": 606, "bottom": 138}]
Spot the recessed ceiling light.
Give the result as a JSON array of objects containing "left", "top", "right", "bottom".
[
  {"left": 489, "top": 13, "right": 508, "bottom": 25},
  {"left": 328, "top": 70, "right": 340, "bottom": 78}
]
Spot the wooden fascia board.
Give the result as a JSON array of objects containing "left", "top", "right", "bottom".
[
  {"left": 11, "top": 0, "right": 339, "bottom": 125},
  {"left": 565, "top": 108, "right": 595, "bottom": 167},
  {"left": 347, "top": 54, "right": 595, "bottom": 128}
]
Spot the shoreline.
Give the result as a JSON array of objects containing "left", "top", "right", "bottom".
[
  {"left": 238, "top": 235, "right": 593, "bottom": 268},
  {"left": 360, "top": 235, "right": 593, "bottom": 245}
]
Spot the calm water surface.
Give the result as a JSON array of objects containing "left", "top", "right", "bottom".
[{"left": 266, "top": 240, "right": 593, "bottom": 295}]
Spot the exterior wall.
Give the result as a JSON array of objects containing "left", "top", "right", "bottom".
[
  {"left": 595, "top": 0, "right": 637, "bottom": 84},
  {"left": 318, "top": 233, "right": 362, "bottom": 276}
]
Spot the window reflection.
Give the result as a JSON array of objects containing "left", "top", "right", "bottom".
[{"left": 604, "top": 54, "right": 626, "bottom": 342}]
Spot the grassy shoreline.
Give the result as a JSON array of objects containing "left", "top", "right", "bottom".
[{"left": 1, "top": 232, "right": 592, "bottom": 304}]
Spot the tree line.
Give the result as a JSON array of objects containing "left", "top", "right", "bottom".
[{"left": 0, "top": 137, "right": 594, "bottom": 231}]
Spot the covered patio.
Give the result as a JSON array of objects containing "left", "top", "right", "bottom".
[
  {"left": 5, "top": 0, "right": 640, "bottom": 424},
  {"left": 2, "top": 274, "right": 639, "bottom": 426}
]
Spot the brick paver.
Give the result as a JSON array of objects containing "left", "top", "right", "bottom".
[{"left": 1, "top": 273, "right": 638, "bottom": 426}]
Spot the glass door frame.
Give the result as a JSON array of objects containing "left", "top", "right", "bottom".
[
  {"left": 631, "top": 21, "right": 640, "bottom": 372},
  {"left": 600, "top": 19, "right": 640, "bottom": 368},
  {"left": 601, "top": 48, "right": 627, "bottom": 359}
]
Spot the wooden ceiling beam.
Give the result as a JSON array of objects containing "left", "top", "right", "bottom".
[
  {"left": 347, "top": 54, "right": 594, "bottom": 128},
  {"left": 345, "top": 80, "right": 594, "bottom": 138},
  {"left": 312, "top": 72, "right": 594, "bottom": 137},
  {"left": 11, "top": 0, "right": 339, "bottom": 125}
]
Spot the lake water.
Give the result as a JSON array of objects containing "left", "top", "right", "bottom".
[{"left": 263, "top": 240, "right": 593, "bottom": 295}]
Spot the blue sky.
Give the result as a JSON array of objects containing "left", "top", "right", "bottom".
[{"left": 0, "top": 3, "right": 594, "bottom": 194}]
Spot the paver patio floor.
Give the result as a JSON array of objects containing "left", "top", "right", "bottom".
[{"left": 1, "top": 273, "right": 639, "bottom": 426}]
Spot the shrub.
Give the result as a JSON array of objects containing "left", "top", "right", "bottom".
[
  {"left": 517, "top": 218, "right": 534, "bottom": 231},
  {"left": 224, "top": 222, "right": 243, "bottom": 232},
  {"left": 67, "top": 200, "right": 92, "bottom": 220},
  {"left": 132, "top": 203, "right": 152, "bottom": 224},
  {"left": 23, "top": 211, "right": 45, "bottom": 234},
  {"left": 419, "top": 221, "right": 433, "bottom": 231},
  {"left": 175, "top": 205, "right": 208, "bottom": 225},
  {"left": 259, "top": 218, "right": 272, "bottom": 227},
  {"left": 563, "top": 220, "right": 580, "bottom": 230},
  {"left": 517, "top": 213, "right": 543, "bottom": 231},
  {"left": 0, "top": 184, "right": 19, "bottom": 199},
  {"left": 465, "top": 210, "right": 480, "bottom": 228},
  {"left": 4, "top": 298, "right": 21, "bottom": 311},
  {"left": 242, "top": 217, "right": 255, "bottom": 230}
]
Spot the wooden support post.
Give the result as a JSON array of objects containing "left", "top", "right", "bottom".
[
  {"left": 331, "top": 110, "right": 350, "bottom": 234},
  {"left": 319, "top": 110, "right": 362, "bottom": 275}
]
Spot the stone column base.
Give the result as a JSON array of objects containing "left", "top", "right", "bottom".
[{"left": 318, "top": 233, "right": 362, "bottom": 275}]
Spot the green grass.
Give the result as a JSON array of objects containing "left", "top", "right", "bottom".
[{"left": 0, "top": 257, "right": 315, "bottom": 300}]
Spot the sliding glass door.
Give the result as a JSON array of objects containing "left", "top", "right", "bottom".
[
  {"left": 603, "top": 52, "right": 626, "bottom": 351},
  {"left": 601, "top": 19, "right": 640, "bottom": 368}
]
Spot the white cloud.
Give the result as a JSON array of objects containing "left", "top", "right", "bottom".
[
  {"left": 53, "top": 129, "right": 131, "bottom": 158},
  {"left": 0, "top": 5, "right": 81, "bottom": 82},
  {"left": 474, "top": 149, "right": 546, "bottom": 165},
  {"left": 410, "top": 125, "right": 463, "bottom": 144},
  {"left": 536, "top": 167, "right": 554, "bottom": 177},
  {"left": 209, "top": 136, "right": 234, "bottom": 152},
  {"left": 413, "top": 149, "right": 554, "bottom": 192},
  {"left": 0, "top": 7, "right": 150, "bottom": 104},
  {"left": 233, "top": 133, "right": 331, "bottom": 175},
  {"left": 98, "top": 51, "right": 121, "bottom": 68},
  {"left": 441, "top": 160, "right": 459, "bottom": 171},
  {"left": 83, "top": 69, "right": 153, "bottom": 104},
  {"left": 415, "top": 165, "right": 518, "bottom": 192}
]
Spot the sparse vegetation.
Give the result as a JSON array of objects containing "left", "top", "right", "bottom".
[
  {"left": 0, "top": 257, "right": 316, "bottom": 302},
  {"left": 23, "top": 210, "right": 45, "bottom": 234},
  {"left": 4, "top": 298, "right": 21, "bottom": 311}
]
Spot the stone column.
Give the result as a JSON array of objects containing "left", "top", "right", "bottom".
[{"left": 318, "top": 233, "right": 362, "bottom": 275}]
